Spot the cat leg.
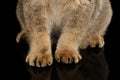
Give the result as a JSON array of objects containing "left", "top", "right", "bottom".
[
  {"left": 55, "top": 28, "right": 82, "bottom": 64},
  {"left": 54, "top": 4, "right": 93, "bottom": 63},
  {"left": 26, "top": 32, "right": 53, "bottom": 67},
  {"left": 23, "top": 3, "right": 53, "bottom": 67}
]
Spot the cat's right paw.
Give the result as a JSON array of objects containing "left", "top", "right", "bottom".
[{"left": 26, "top": 53, "right": 53, "bottom": 67}]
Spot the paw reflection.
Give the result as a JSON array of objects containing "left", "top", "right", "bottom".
[{"left": 26, "top": 66, "right": 52, "bottom": 80}]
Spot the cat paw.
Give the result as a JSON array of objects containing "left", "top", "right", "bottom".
[
  {"left": 90, "top": 36, "right": 104, "bottom": 48},
  {"left": 55, "top": 50, "right": 82, "bottom": 64},
  {"left": 26, "top": 53, "right": 53, "bottom": 67}
]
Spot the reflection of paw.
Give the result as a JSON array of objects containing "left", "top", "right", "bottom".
[
  {"left": 26, "top": 53, "right": 53, "bottom": 67},
  {"left": 55, "top": 50, "right": 82, "bottom": 64},
  {"left": 90, "top": 36, "right": 104, "bottom": 48}
]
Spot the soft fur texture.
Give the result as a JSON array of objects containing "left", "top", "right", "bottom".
[{"left": 16, "top": 0, "right": 112, "bottom": 67}]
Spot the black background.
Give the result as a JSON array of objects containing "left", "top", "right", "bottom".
[{"left": 2, "top": 0, "right": 120, "bottom": 80}]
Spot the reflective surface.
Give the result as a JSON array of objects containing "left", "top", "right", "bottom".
[{"left": 15, "top": 41, "right": 109, "bottom": 80}]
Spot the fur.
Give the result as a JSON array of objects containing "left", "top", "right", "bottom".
[{"left": 16, "top": 0, "right": 112, "bottom": 67}]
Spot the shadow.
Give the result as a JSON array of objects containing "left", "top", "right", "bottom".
[{"left": 16, "top": 41, "right": 109, "bottom": 80}]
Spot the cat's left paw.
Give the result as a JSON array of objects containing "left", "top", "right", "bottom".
[{"left": 55, "top": 50, "right": 82, "bottom": 64}]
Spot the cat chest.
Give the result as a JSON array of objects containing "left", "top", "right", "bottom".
[{"left": 46, "top": 1, "right": 75, "bottom": 26}]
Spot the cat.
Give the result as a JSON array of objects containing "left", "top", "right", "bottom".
[{"left": 16, "top": 0, "right": 112, "bottom": 67}]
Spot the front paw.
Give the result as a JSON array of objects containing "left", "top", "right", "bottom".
[
  {"left": 55, "top": 50, "right": 82, "bottom": 64},
  {"left": 26, "top": 53, "right": 53, "bottom": 67}
]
